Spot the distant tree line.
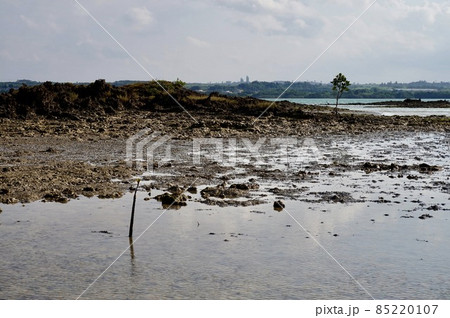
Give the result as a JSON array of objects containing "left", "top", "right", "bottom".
[
  {"left": 187, "top": 81, "right": 450, "bottom": 99},
  {"left": 2, "top": 79, "right": 450, "bottom": 99}
]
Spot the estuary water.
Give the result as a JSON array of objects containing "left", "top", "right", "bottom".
[
  {"left": 0, "top": 132, "right": 449, "bottom": 300},
  {"left": 265, "top": 98, "right": 450, "bottom": 117}
]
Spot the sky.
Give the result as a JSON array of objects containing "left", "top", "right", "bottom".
[{"left": 0, "top": 0, "right": 449, "bottom": 84}]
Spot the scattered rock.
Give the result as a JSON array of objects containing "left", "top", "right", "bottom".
[
  {"left": 98, "top": 192, "right": 122, "bottom": 199},
  {"left": 1, "top": 81, "right": 449, "bottom": 208},
  {"left": 320, "top": 192, "right": 356, "bottom": 203},
  {"left": 155, "top": 192, "right": 187, "bottom": 206},
  {"left": 273, "top": 200, "right": 285, "bottom": 210},
  {"left": 200, "top": 198, "right": 264, "bottom": 207},
  {"left": 250, "top": 210, "right": 266, "bottom": 214},
  {"left": 187, "top": 186, "right": 197, "bottom": 194},
  {"left": 44, "top": 147, "right": 57, "bottom": 153},
  {"left": 418, "top": 214, "right": 433, "bottom": 220},
  {"left": 1, "top": 197, "right": 18, "bottom": 204},
  {"left": 167, "top": 185, "right": 184, "bottom": 195},
  {"left": 362, "top": 162, "right": 408, "bottom": 173},
  {"left": 268, "top": 186, "right": 309, "bottom": 199},
  {"left": 373, "top": 197, "right": 392, "bottom": 203},
  {"left": 417, "top": 163, "right": 441, "bottom": 173},
  {"left": 43, "top": 192, "right": 69, "bottom": 203},
  {"left": 92, "top": 230, "right": 113, "bottom": 234},
  {"left": 200, "top": 183, "right": 254, "bottom": 199}
]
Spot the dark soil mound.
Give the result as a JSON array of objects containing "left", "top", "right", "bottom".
[{"left": 0, "top": 79, "right": 192, "bottom": 119}]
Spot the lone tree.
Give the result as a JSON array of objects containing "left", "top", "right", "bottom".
[{"left": 331, "top": 73, "right": 350, "bottom": 115}]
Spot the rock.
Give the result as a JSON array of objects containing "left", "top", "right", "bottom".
[
  {"left": 43, "top": 192, "right": 68, "bottom": 203},
  {"left": 2, "top": 197, "right": 18, "bottom": 204},
  {"left": 200, "top": 183, "right": 251, "bottom": 199},
  {"left": 167, "top": 185, "right": 184, "bottom": 195},
  {"left": 187, "top": 186, "right": 197, "bottom": 194},
  {"left": 229, "top": 183, "right": 249, "bottom": 190},
  {"left": 200, "top": 198, "right": 265, "bottom": 207},
  {"left": 55, "top": 197, "right": 69, "bottom": 204},
  {"left": 44, "top": 147, "right": 57, "bottom": 153},
  {"left": 92, "top": 230, "right": 112, "bottom": 234},
  {"left": 418, "top": 214, "right": 433, "bottom": 220},
  {"left": 0, "top": 188, "right": 9, "bottom": 195},
  {"left": 418, "top": 163, "right": 441, "bottom": 173},
  {"left": 273, "top": 200, "right": 285, "bottom": 210},
  {"left": 155, "top": 192, "right": 187, "bottom": 206},
  {"left": 98, "top": 192, "right": 122, "bottom": 199},
  {"left": 427, "top": 205, "right": 440, "bottom": 211}
]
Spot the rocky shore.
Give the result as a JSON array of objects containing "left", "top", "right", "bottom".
[{"left": 1, "top": 80, "right": 449, "bottom": 205}]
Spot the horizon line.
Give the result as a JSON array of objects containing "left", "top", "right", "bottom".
[{"left": 1, "top": 78, "right": 450, "bottom": 85}]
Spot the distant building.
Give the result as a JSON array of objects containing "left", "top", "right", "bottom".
[
  {"left": 240, "top": 77, "right": 244, "bottom": 83},
  {"left": 246, "top": 76, "right": 249, "bottom": 83}
]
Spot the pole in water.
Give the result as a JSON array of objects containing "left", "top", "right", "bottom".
[{"left": 128, "top": 179, "right": 140, "bottom": 238}]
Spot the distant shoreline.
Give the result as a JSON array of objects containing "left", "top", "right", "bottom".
[{"left": 2, "top": 79, "right": 450, "bottom": 99}]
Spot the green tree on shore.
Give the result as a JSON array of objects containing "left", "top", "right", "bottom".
[{"left": 331, "top": 73, "right": 350, "bottom": 115}]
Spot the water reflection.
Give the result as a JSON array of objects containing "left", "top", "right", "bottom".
[
  {"left": 1, "top": 132, "right": 449, "bottom": 299},
  {"left": 129, "top": 237, "right": 135, "bottom": 260}
]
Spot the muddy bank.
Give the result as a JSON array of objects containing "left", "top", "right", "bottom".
[{"left": 0, "top": 161, "right": 132, "bottom": 204}]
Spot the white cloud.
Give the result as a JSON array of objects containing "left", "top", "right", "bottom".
[
  {"left": 242, "top": 14, "right": 287, "bottom": 33},
  {"left": 19, "top": 14, "right": 38, "bottom": 29},
  {"left": 124, "top": 6, "right": 154, "bottom": 30},
  {"left": 186, "top": 36, "right": 210, "bottom": 48}
]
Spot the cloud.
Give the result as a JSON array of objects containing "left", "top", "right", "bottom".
[
  {"left": 19, "top": 14, "right": 39, "bottom": 29},
  {"left": 186, "top": 36, "right": 210, "bottom": 48},
  {"left": 241, "top": 14, "right": 286, "bottom": 33},
  {"left": 1, "top": 0, "right": 450, "bottom": 83},
  {"left": 215, "top": 0, "right": 323, "bottom": 36},
  {"left": 124, "top": 6, "right": 154, "bottom": 30}
]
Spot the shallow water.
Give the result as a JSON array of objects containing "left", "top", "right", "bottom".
[
  {"left": 1, "top": 132, "right": 449, "bottom": 300},
  {"left": 266, "top": 98, "right": 450, "bottom": 117}
]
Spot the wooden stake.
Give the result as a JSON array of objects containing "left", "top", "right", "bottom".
[
  {"left": 129, "top": 236, "right": 135, "bottom": 260},
  {"left": 128, "top": 179, "right": 140, "bottom": 238}
]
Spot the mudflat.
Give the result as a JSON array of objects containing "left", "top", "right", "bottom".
[{"left": 0, "top": 81, "right": 449, "bottom": 205}]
